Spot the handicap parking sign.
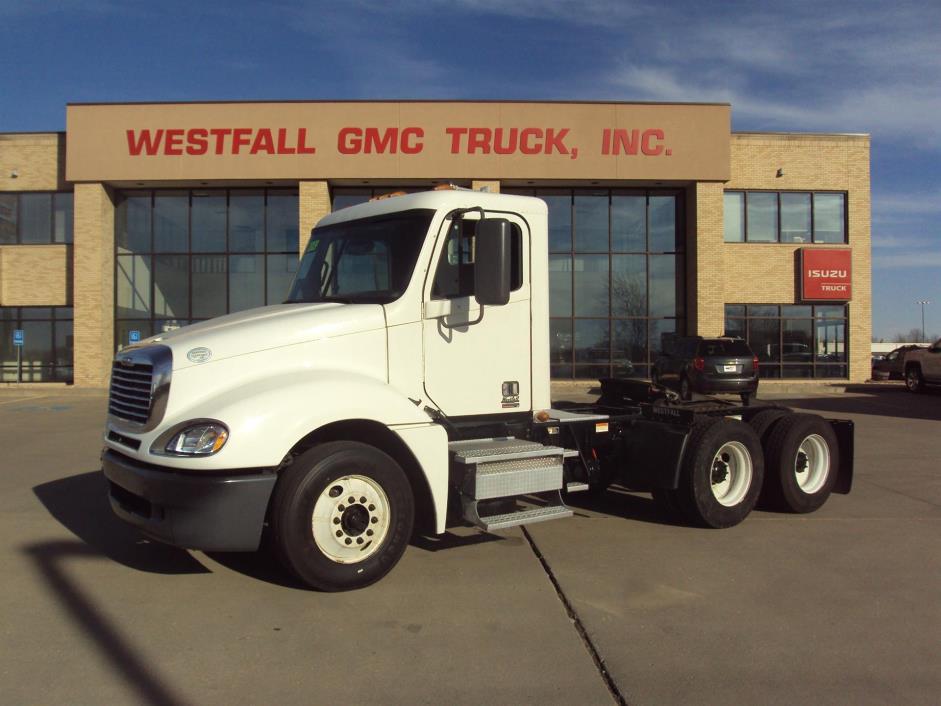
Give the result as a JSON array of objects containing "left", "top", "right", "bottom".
[
  {"left": 129, "top": 330, "right": 141, "bottom": 344},
  {"left": 13, "top": 329, "right": 24, "bottom": 347}
]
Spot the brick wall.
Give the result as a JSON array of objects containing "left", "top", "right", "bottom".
[
  {"left": 298, "top": 181, "right": 330, "bottom": 255},
  {"left": 0, "top": 133, "right": 66, "bottom": 191},
  {"left": 694, "top": 133, "right": 871, "bottom": 383},
  {"left": 0, "top": 245, "right": 70, "bottom": 305},
  {"left": 72, "top": 183, "right": 115, "bottom": 387}
]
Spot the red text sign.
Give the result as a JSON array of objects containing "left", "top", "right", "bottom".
[{"left": 801, "top": 249, "right": 852, "bottom": 301}]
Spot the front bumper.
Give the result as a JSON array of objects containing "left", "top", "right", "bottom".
[{"left": 102, "top": 449, "right": 277, "bottom": 552}]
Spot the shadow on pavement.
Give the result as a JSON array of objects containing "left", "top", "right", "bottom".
[
  {"left": 33, "top": 471, "right": 208, "bottom": 575},
  {"left": 763, "top": 385, "right": 941, "bottom": 421},
  {"left": 23, "top": 541, "right": 191, "bottom": 706},
  {"left": 565, "top": 485, "right": 690, "bottom": 527}
]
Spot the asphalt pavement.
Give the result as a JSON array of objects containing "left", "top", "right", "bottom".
[{"left": 1, "top": 385, "right": 938, "bottom": 705}]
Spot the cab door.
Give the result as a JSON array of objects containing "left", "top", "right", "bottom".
[{"left": 421, "top": 212, "right": 531, "bottom": 417}]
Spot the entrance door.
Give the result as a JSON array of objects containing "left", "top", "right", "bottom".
[{"left": 422, "top": 212, "right": 531, "bottom": 417}]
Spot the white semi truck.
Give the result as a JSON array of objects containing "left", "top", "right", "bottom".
[{"left": 102, "top": 188, "right": 853, "bottom": 591}]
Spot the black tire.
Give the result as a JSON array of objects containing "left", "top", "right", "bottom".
[
  {"left": 679, "top": 375, "right": 693, "bottom": 401},
  {"left": 651, "top": 488, "right": 685, "bottom": 521},
  {"left": 748, "top": 407, "right": 789, "bottom": 444},
  {"left": 270, "top": 441, "right": 414, "bottom": 591},
  {"left": 905, "top": 365, "right": 925, "bottom": 393},
  {"left": 674, "top": 418, "right": 763, "bottom": 528},
  {"left": 762, "top": 413, "right": 838, "bottom": 514}
]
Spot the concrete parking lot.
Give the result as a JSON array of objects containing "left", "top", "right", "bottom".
[{"left": 1, "top": 385, "right": 938, "bottom": 705}]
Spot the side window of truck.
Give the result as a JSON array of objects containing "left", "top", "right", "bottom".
[{"left": 431, "top": 218, "right": 524, "bottom": 299}]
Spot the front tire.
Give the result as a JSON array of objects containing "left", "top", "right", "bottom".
[
  {"left": 762, "top": 414, "right": 838, "bottom": 513},
  {"left": 675, "top": 418, "right": 764, "bottom": 528},
  {"left": 270, "top": 441, "right": 414, "bottom": 591}
]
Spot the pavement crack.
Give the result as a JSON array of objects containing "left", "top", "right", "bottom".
[{"left": 521, "top": 526, "right": 627, "bottom": 706}]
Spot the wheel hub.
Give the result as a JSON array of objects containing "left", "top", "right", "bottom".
[
  {"left": 312, "top": 475, "right": 390, "bottom": 564},
  {"left": 796, "top": 451, "right": 809, "bottom": 474},
  {"left": 712, "top": 456, "right": 730, "bottom": 484}
]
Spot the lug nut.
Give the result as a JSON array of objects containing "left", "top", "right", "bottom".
[
  {"left": 370, "top": 517, "right": 378, "bottom": 524},
  {"left": 368, "top": 504, "right": 375, "bottom": 511},
  {"left": 333, "top": 517, "right": 340, "bottom": 525},
  {"left": 366, "top": 529, "right": 373, "bottom": 537},
  {"left": 356, "top": 537, "right": 363, "bottom": 545},
  {"left": 335, "top": 530, "right": 342, "bottom": 537},
  {"left": 345, "top": 538, "right": 352, "bottom": 545},
  {"left": 348, "top": 496, "right": 355, "bottom": 504},
  {"left": 360, "top": 496, "right": 367, "bottom": 503},
  {"left": 338, "top": 504, "right": 345, "bottom": 511}
]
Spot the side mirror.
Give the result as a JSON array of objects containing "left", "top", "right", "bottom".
[{"left": 474, "top": 218, "right": 512, "bottom": 306}]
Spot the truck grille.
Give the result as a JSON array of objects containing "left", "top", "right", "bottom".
[
  {"left": 109, "top": 362, "right": 155, "bottom": 423},
  {"left": 107, "top": 345, "right": 172, "bottom": 431}
]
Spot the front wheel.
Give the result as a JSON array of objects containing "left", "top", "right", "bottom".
[
  {"left": 762, "top": 414, "right": 838, "bottom": 513},
  {"left": 270, "top": 441, "right": 414, "bottom": 591},
  {"left": 675, "top": 418, "right": 764, "bottom": 528}
]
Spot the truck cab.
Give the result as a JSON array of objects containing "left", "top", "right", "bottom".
[{"left": 103, "top": 189, "right": 853, "bottom": 591}]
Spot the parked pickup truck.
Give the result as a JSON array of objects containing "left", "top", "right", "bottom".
[{"left": 903, "top": 338, "right": 941, "bottom": 392}]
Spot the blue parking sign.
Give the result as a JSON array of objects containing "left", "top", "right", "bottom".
[
  {"left": 129, "top": 330, "right": 141, "bottom": 344},
  {"left": 13, "top": 329, "right": 24, "bottom": 347}
]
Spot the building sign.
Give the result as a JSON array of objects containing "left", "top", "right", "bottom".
[
  {"left": 65, "top": 101, "right": 731, "bottom": 182},
  {"left": 801, "top": 248, "right": 852, "bottom": 301}
]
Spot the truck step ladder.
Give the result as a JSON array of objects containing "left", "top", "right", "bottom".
[{"left": 449, "top": 437, "right": 573, "bottom": 531}]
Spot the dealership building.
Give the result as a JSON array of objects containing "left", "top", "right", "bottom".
[{"left": 0, "top": 100, "right": 870, "bottom": 388}]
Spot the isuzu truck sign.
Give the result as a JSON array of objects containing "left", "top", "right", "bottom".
[{"left": 801, "top": 249, "right": 852, "bottom": 301}]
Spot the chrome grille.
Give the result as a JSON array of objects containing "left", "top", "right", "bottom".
[
  {"left": 107, "top": 345, "right": 173, "bottom": 431},
  {"left": 109, "top": 362, "right": 154, "bottom": 424}
]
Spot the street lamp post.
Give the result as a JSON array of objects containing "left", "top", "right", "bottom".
[{"left": 916, "top": 300, "right": 930, "bottom": 342}]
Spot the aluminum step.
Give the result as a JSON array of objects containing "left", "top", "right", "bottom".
[
  {"left": 449, "top": 437, "right": 565, "bottom": 464},
  {"left": 463, "top": 455, "right": 563, "bottom": 500},
  {"left": 469, "top": 503, "right": 574, "bottom": 532},
  {"left": 565, "top": 482, "right": 590, "bottom": 493}
]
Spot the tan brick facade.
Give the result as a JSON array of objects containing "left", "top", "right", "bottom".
[
  {"left": 72, "top": 183, "right": 115, "bottom": 387},
  {"left": 298, "top": 181, "right": 331, "bottom": 255},
  {"left": 0, "top": 110, "right": 872, "bottom": 388},
  {"left": 0, "top": 244, "right": 70, "bottom": 305},
  {"left": 694, "top": 133, "right": 871, "bottom": 383}
]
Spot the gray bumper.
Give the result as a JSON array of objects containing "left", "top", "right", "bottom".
[{"left": 102, "top": 449, "right": 277, "bottom": 552}]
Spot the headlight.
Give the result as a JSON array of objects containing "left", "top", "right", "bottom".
[{"left": 165, "top": 423, "right": 229, "bottom": 456}]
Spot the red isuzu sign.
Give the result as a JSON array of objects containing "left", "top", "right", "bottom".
[{"left": 801, "top": 249, "right": 852, "bottom": 301}]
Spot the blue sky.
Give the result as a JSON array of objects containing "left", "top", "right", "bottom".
[{"left": 2, "top": 0, "right": 938, "bottom": 340}]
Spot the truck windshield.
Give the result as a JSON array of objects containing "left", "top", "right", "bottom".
[{"left": 286, "top": 209, "right": 434, "bottom": 304}]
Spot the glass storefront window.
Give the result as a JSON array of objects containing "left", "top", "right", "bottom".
[
  {"left": 780, "top": 193, "right": 811, "bottom": 243},
  {"left": 0, "top": 307, "right": 73, "bottom": 382},
  {"left": 814, "top": 194, "right": 845, "bottom": 242},
  {"left": 746, "top": 192, "right": 777, "bottom": 242},
  {"left": 0, "top": 192, "right": 73, "bottom": 245},
  {"left": 506, "top": 187, "right": 685, "bottom": 379},
  {"left": 574, "top": 193, "right": 608, "bottom": 252},
  {"left": 725, "top": 303, "right": 848, "bottom": 378},
  {"left": 114, "top": 189, "right": 299, "bottom": 350},
  {"left": 611, "top": 195, "right": 645, "bottom": 252},
  {"left": 723, "top": 192, "right": 744, "bottom": 242},
  {"left": 724, "top": 191, "right": 847, "bottom": 244}
]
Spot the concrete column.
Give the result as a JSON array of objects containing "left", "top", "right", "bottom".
[
  {"left": 72, "top": 183, "right": 115, "bottom": 387},
  {"left": 298, "top": 181, "right": 331, "bottom": 257}
]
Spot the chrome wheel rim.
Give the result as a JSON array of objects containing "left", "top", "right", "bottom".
[
  {"left": 312, "top": 475, "right": 390, "bottom": 564},
  {"left": 710, "top": 441, "right": 752, "bottom": 507},
  {"left": 794, "top": 434, "right": 829, "bottom": 494}
]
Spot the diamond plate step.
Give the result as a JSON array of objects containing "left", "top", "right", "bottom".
[
  {"left": 472, "top": 504, "right": 573, "bottom": 532},
  {"left": 465, "top": 455, "right": 563, "bottom": 500},
  {"left": 449, "top": 437, "right": 565, "bottom": 464}
]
